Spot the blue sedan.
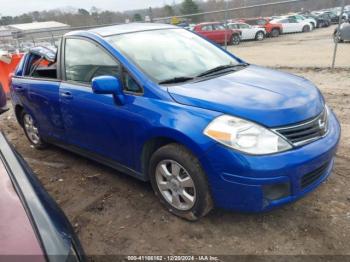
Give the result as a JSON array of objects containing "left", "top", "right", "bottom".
[{"left": 10, "top": 23, "right": 340, "bottom": 220}]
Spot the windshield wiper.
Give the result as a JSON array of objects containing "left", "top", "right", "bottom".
[
  {"left": 197, "top": 63, "right": 249, "bottom": 78},
  {"left": 158, "top": 76, "right": 195, "bottom": 85}
]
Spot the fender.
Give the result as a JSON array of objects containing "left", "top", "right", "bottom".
[{"left": 135, "top": 126, "right": 217, "bottom": 175}]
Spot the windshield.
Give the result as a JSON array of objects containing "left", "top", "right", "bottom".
[{"left": 106, "top": 28, "right": 240, "bottom": 83}]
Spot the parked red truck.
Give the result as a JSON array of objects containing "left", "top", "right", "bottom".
[{"left": 193, "top": 22, "right": 241, "bottom": 45}]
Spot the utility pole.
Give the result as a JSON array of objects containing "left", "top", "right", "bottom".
[
  {"left": 149, "top": 7, "right": 153, "bottom": 23},
  {"left": 332, "top": 0, "right": 345, "bottom": 69},
  {"left": 224, "top": 0, "right": 229, "bottom": 50}
]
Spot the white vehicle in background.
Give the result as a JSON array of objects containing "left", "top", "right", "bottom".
[
  {"left": 270, "top": 17, "right": 313, "bottom": 33},
  {"left": 287, "top": 15, "right": 317, "bottom": 29},
  {"left": 227, "top": 22, "right": 266, "bottom": 41}
]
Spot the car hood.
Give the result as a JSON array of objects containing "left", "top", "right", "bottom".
[
  {"left": 167, "top": 65, "right": 324, "bottom": 127},
  {"left": 0, "top": 159, "right": 45, "bottom": 259}
]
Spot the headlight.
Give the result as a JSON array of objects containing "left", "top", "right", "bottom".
[{"left": 204, "top": 115, "right": 292, "bottom": 155}]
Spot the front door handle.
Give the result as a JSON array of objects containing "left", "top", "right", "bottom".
[{"left": 61, "top": 91, "right": 73, "bottom": 99}]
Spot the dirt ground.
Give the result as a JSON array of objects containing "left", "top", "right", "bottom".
[
  {"left": 229, "top": 25, "right": 350, "bottom": 68},
  {"left": 1, "top": 26, "right": 350, "bottom": 257}
]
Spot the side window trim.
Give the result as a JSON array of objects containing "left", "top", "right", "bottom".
[
  {"left": 121, "top": 67, "right": 143, "bottom": 95},
  {"left": 61, "top": 36, "right": 144, "bottom": 95}
]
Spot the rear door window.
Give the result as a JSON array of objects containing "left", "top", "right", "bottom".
[
  {"left": 24, "top": 55, "right": 57, "bottom": 79},
  {"left": 239, "top": 24, "right": 250, "bottom": 29},
  {"left": 201, "top": 25, "right": 213, "bottom": 31},
  {"left": 24, "top": 47, "right": 58, "bottom": 79},
  {"left": 213, "top": 24, "right": 225, "bottom": 30},
  {"left": 229, "top": 24, "right": 239, "bottom": 29}
]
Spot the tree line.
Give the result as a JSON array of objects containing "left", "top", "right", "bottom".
[{"left": 0, "top": 0, "right": 348, "bottom": 27}]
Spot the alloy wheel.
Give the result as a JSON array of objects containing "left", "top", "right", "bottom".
[
  {"left": 334, "top": 33, "right": 342, "bottom": 43},
  {"left": 23, "top": 114, "right": 40, "bottom": 145},
  {"left": 256, "top": 32, "right": 264, "bottom": 40},
  {"left": 155, "top": 160, "right": 196, "bottom": 211},
  {"left": 232, "top": 35, "right": 240, "bottom": 45}
]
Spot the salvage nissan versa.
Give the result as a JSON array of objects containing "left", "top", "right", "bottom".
[{"left": 10, "top": 23, "right": 340, "bottom": 221}]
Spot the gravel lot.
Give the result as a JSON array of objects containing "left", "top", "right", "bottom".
[
  {"left": 0, "top": 25, "right": 350, "bottom": 258},
  {"left": 229, "top": 25, "right": 350, "bottom": 68}
]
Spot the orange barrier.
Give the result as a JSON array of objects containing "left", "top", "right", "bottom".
[{"left": 0, "top": 53, "right": 23, "bottom": 94}]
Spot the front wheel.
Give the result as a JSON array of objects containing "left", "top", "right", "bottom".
[
  {"left": 334, "top": 32, "right": 343, "bottom": 43},
  {"left": 149, "top": 144, "right": 213, "bottom": 221},
  {"left": 255, "top": 31, "right": 265, "bottom": 41},
  {"left": 302, "top": 25, "right": 311, "bottom": 33},
  {"left": 230, "top": 34, "right": 241, "bottom": 45},
  {"left": 22, "top": 111, "right": 48, "bottom": 149},
  {"left": 271, "top": 28, "right": 280, "bottom": 37}
]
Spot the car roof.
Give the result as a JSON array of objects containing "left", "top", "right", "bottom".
[
  {"left": 228, "top": 22, "right": 246, "bottom": 25},
  {"left": 245, "top": 17, "right": 267, "bottom": 20},
  {"left": 68, "top": 23, "right": 178, "bottom": 37},
  {"left": 196, "top": 22, "right": 222, "bottom": 26}
]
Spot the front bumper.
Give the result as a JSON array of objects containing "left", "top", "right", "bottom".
[{"left": 200, "top": 110, "right": 341, "bottom": 212}]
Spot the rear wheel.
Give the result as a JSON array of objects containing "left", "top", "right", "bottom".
[
  {"left": 231, "top": 34, "right": 241, "bottom": 45},
  {"left": 149, "top": 143, "right": 213, "bottom": 221},
  {"left": 271, "top": 28, "right": 280, "bottom": 37},
  {"left": 255, "top": 31, "right": 265, "bottom": 41},
  {"left": 302, "top": 25, "right": 311, "bottom": 32},
  {"left": 334, "top": 32, "right": 343, "bottom": 43},
  {"left": 21, "top": 111, "right": 48, "bottom": 149}
]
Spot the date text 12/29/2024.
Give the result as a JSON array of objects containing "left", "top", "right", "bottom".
[{"left": 127, "top": 256, "right": 219, "bottom": 261}]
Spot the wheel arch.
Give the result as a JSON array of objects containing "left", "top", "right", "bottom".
[
  {"left": 139, "top": 129, "right": 209, "bottom": 180},
  {"left": 273, "top": 27, "right": 282, "bottom": 33},
  {"left": 15, "top": 104, "right": 24, "bottom": 126}
]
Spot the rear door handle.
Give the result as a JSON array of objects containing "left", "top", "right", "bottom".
[
  {"left": 14, "top": 86, "right": 25, "bottom": 92},
  {"left": 60, "top": 91, "right": 73, "bottom": 99}
]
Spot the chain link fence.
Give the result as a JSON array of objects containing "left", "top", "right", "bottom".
[{"left": 0, "top": 0, "right": 349, "bottom": 68}]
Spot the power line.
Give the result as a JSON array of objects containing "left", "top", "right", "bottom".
[{"left": 153, "top": 0, "right": 303, "bottom": 21}]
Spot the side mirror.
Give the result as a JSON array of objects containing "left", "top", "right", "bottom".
[{"left": 92, "top": 76, "right": 125, "bottom": 105}]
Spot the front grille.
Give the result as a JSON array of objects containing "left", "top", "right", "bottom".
[
  {"left": 274, "top": 108, "right": 328, "bottom": 147},
  {"left": 301, "top": 162, "right": 330, "bottom": 189}
]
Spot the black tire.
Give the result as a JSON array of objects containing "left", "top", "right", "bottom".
[
  {"left": 21, "top": 110, "right": 48, "bottom": 150},
  {"left": 302, "top": 25, "right": 311, "bottom": 33},
  {"left": 149, "top": 143, "right": 213, "bottom": 221},
  {"left": 230, "top": 34, "right": 240, "bottom": 45},
  {"left": 271, "top": 28, "right": 280, "bottom": 37},
  {"left": 334, "top": 31, "right": 343, "bottom": 43},
  {"left": 0, "top": 83, "right": 8, "bottom": 115},
  {"left": 255, "top": 31, "right": 265, "bottom": 41}
]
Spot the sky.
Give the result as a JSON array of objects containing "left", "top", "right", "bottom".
[{"left": 0, "top": 0, "right": 178, "bottom": 16}]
